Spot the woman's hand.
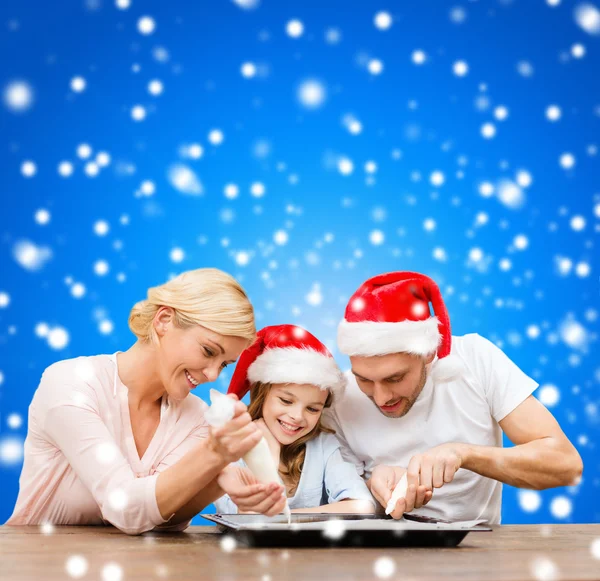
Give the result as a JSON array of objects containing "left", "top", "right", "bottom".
[
  {"left": 254, "top": 418, "right": 281, "bottom": 466},
  {"left": 217, "top": 465, "right": 287, "bottom": 516},
  {"left": 207, "top": 397, "right": 263, "bottom": 464}
]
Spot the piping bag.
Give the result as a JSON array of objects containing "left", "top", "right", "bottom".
[
  {"left": 205, "top": 389, "right": 292, "bottom": 524},
  {"left": 385, "top": 472, "right": 409, "bottom": 515}
]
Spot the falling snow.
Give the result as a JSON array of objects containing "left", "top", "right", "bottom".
[{"left": 0, "top": 0, "right": 597, "bottom": 534}]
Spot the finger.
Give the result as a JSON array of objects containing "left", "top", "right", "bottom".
[
  {"left": 369, "top": 479, "right": 389, "bottom": 508},
  {"left": 419, "top": 458, "right": 433, "bottom": 491},
  {"left": 210, "top": 418, "right": 251, "bottom": 442},
  {"left": 444, "top": 461, "right": 457, "bottom": 484},
  {"left": 403, "top": 483, "right": 417, "bottom": 513},
  {"left": 264, "top": 496, "right": 287, "bottom": 517},
  {"left": 227, "top": 393, "right": 239, "bottom": 401},
  {"left": 231, "top": 400, "right": 248, "bottom": 416},
  {"left": 235, "top": 481, "right": 283, "bottom": 505},
  {"left": 423, "top": 490, "right": 433, "bottom": 506},
  {"left": 390, "top": 498, "right": 406, "bottom": 520},
  {"left": 432, "top": 461, "right": 445, "bottom": 489},
  {"left": 214, "top": 431, "right": 259, "bottom": 462},
  {"left": 224, "top": 411, "right": 255, "bottom": 433},
  {"left": 233, "top": 488, "right": 272, "bottom": 508},
  {"left": 247, "top": 489, "right": 286, "bottom": 515},
  {"left": 228, "top": 484, "right": 267, "bottom": 502},
  {"left": 226, "top": 421, "right": 260, "bottom": 442},
  {"left": 227, "top": 423, "right": 262, "bottom": 447},
  {"left": 414, "top": 485, "right": 427, "bottom": 509},
  {"left": 406, "top": 456, "right": 421, "bottom": 492},
  {"left": 236, "top": 429, "right": 264, "bottom": 457}
]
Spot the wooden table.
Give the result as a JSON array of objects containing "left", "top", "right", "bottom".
[{"left": 1, "top": 525, "right": 599, "bottom": 580}]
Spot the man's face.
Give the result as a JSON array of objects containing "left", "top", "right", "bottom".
[{"left": 350, "top": 352, "right": 433, "bottom": 418}]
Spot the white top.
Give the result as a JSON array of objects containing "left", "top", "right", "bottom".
[
  {"left": 214, "top": 432, "right": 376, "bottom": 513},
  {"left": 324, "top": 334, "right": 539, "bottom": 524},
  {"left": 6, "top": 354, "right": 209, "bottom": 534}
]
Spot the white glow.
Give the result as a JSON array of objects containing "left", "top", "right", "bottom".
[
  {"left": 66, "top": 555, "right": 89, "bottom": 579},
  {"left": 298, "top": 79, "right": 326, "bottom": 109},
  {"left": 137, "top": 16, "right": 156, "bottom": 35},
  {"left": 3, "top": 80, "right": 34, "bottom": 112},
  {"left": 286, "top": 19, "right": 304, "bottom": 38}
]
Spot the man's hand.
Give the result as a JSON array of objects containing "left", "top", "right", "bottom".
[
  {"left": 217, "top": 465, "right": 286, "bottom": 516},
  {"left": 368, "top": 464, "right": 432, "bottom": 519},
  {"left": 406, "top": 443, "right": 464, "bottom": 493},
  {"left": 254, "top": 418, "right": 281, "bottom": 467}
]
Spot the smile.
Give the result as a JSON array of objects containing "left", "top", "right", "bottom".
[
  {"left": 277, "top": 419, "right": 303, "bottom": 434},
  {"left": 185, "top": 370, "right": 200, "bottom": 388}
]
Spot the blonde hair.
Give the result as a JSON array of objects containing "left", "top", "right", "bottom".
[
  {"left": 128, "top": 268, "right": 256, "bottom": 344},
  {"left": 247, "top": 381, "right": 334, "bottom": 496}
]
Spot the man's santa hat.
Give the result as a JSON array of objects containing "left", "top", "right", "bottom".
[
  {"left": 337, "top": 271, "right": 464, "bottom": 383},
  {"left": 228, "top": 324, "right": 345, "bottom": 399}
]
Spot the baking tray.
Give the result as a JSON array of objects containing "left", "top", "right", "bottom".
[{"left": 203, "top": 513, "right": 492, "bottom": 548}]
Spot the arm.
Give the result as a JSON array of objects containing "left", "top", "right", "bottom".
[
  {"left": 460, "top": 395, "right": 583, "bottom": 489},
  {"left": 43, "top": 403, "right": 228, "bottom": 535},
  {"left": 43, "top": 396, "right": 262, "bottom": 535},
  {"left": 154, "top": 403, "right": 284, "bottom": 525},
  {"left": 395, "top": 396, "right": 582, "bottom": 512},
  {"left": 151, "top": 437, "right": 227, "bottom": 530},
  {"left": 408, "top": 336, "right": 582, "bottom": 493}
]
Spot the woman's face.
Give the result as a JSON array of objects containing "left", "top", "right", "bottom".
[
  {"left": 155, "top": 308, "right": 249, "bottom": 401},
  {"left": 261, "top": 383, "right": 329, "bottom": 445}
]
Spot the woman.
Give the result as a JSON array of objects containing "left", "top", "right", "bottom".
[
  {"left": 6, "top": 268, "right": 286, "bottom": 534},
  {"left": 215, "top": 325, "right": 375, "bottom": 514}
]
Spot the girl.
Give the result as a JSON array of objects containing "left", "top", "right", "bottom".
[
  {"left": 215, "top": 325, "right": 376, "bottom": 514},
  {"left": 7, "top": 268, "right": 286, "bottom": 534}
]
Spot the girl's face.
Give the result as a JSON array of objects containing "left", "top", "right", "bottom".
[
  {"left": 261, "top": 383, "right": 329, "bottom": 445},
  {"left": 155, "top": 308, "right": 248, "bottom": 401}
]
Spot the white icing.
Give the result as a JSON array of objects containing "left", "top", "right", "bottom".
[
  {"left": 205, "top": 389, "right": 291, "bottom": 523},
  {"left": 385, "top": 473, "right": 408, "bottom": 515},
  {"left": 204, "top": 389, "right": 235, "bottom": 427}
]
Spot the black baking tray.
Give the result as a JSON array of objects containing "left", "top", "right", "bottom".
[{"left": 203, "top": 513, "right": 492, "bottom": 548}]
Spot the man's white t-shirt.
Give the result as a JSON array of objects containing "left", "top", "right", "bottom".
[{"left": 325, "top": 333, "right": 539, "bottom": 524}]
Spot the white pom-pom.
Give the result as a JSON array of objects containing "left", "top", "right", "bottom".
[{"left": 430, "top": 354, "right": 464, "bottom": 383}]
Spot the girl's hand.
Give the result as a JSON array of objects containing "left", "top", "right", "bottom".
[
  {"left": 254, "top": 418, "right": 281, "bottom": 466},
  {"left": 208, "top": 399, "right": 263, "bottom": 464},
  {"left": 218, "top": 465, "right": 286, "bottom": 516}
]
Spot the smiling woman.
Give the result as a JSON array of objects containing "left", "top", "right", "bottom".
[{"left": 5, "top": 268, "right": 286, "bottom": 534}]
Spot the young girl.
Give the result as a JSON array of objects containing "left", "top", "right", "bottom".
[{"left": 214, "top": 324, "right": 376, "bottom": 514}]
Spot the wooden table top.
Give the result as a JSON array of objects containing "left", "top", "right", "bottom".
[{"left": 1, "top": 524, "right": 599, "bottom": 581}]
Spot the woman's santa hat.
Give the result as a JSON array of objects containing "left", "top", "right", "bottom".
[
  {"left": 337, "top": 271, "right": 464, "bottom": 383},
  {"left": 228, "top": 324, "right": 345, "bottom": 399}
]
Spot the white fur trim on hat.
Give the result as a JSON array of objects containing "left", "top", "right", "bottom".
[
  {"left": 337, "top": 316, "right": 441, "bottom": 357},
  {"left": 247, "top": 348, "right": 345, "bottom": 392}
]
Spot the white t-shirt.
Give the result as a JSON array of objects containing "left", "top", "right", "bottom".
[{"left": 324, "top": 334, "right": 539, "bottom": 524}]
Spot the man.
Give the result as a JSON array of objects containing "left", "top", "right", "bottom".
[{"left": 326, "top": 271, "right": 583, "bottom": 523}]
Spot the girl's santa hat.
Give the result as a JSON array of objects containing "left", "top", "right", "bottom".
[
  {"left": 228, "top": 324, "right": 345, "bottom": 399},
  {"left": 337, "top": 271, "right": 464, "bottom": 383}
]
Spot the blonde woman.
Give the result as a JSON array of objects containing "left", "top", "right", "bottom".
[{"left": 6, "top": 268, "right": 286, "bottom": 534}]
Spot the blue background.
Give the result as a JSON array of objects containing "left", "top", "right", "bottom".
[{"left": 0, "top": 0, "right": 598, "bottom": 526}]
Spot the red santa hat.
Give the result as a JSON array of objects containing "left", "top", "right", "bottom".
[
  {"left": 228, "top": 324, "right": 345, "bottom": 399},
  {"left": 337, "top": 271, "right": 464, "bottom": 383}
]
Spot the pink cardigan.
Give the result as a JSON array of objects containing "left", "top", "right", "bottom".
[{"left": 6, "top": 354, "right": 209, "bottom": 534}]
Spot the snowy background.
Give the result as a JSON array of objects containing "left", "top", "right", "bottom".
[{"left": 0, "top": 0, "right": 599, "bottom": 527}]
